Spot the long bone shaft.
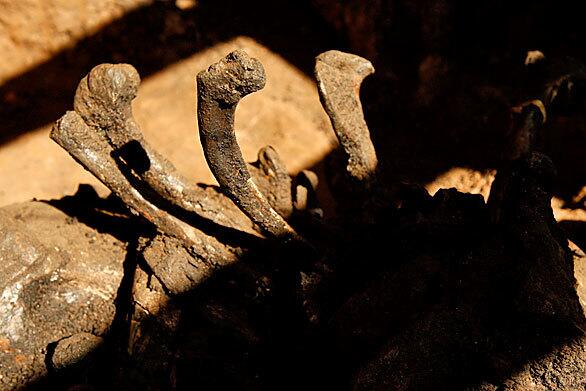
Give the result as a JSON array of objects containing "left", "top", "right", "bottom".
[
  {"left": 315, "top": 50, "right": 377, "bottom": 184},
  {"left": 72, "top": 63, "right": 251, "bottom": 233},
  {"left": 196, "top": 50, "right": 302, "bottom": 243}
]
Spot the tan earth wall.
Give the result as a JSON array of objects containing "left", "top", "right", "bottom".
[{"left": 0, "top": 0, "right": 151, "bottom": 85}]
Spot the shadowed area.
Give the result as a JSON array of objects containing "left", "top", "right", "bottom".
[{"left": 3, "top": 176, "right": 583, "bottom": 390}]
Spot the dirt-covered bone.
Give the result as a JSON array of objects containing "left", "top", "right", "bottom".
[
  {"left": 51, "top": 56, "right": 315, "bottom": 297},
  {"left": 72, "top": 63, "right": 252, "bottom": 234},
  {"left": 247, "top": 146, "right": 294, "bottom": 219},
  {"left": 315, "top": 50, "right": 377, "bottom": 184},
  {"left": 52, "top": 111, "right": 190, "bottom": 242},
  {"left": 196, "top": 50, "right": 303, "bottom": 243},
  {"left": 140, "top": 234, "right": 241, "bottom": 296},
  {"left": 51, "top": 111, "right": 237, "bottom": 271}
]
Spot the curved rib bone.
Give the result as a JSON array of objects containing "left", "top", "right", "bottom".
[
  {"left": 72, "top": 63, "right": 252, "bottom": 233},
  {"left": 196, "top": 50, "right": 301, "bottom": 242},
  {"left": 315, "top": 50, "right": 377, "bottom": 183},
  {"left": 51, "top": 111, "right": 237, "bottom": 268}
]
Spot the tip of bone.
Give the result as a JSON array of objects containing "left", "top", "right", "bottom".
[
  {"left": 90, "top": 63, "right": 140, "bottom": 93},
  {"left": 225, "top": 49, "right": 258, "bottom": 69},
  {"left": 315, "top": 50, "right": 374, "bottom": 79},
  {"left": 74, "top": 63, "right": 140, "bottom": 128},
  {"left": 197, "top": 49, "right": 266, "bottom": 104},
  {"left": 77, "top": 63, "right": 140, "bottom": 106},
  {"left": 258, "top": 145, "right": 279, "bottom": 164},
  {"left": 258, "top": 145, "right": 287, "bottom": 176}
]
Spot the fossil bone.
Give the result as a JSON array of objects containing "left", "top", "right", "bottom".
[
  {"left": 247, "top": 145, "right": 294, "bottom": 219},
  {"left": 51, "top": 111, "right": 237, "bottom": 271},
  {"left": 72, "top": 63, "right": 253, "bottom": 234},
  {"left": 315, "top": 50, "right": 377, "bottom": 183},
  {"left": 196, "top": 50, "right": 302, "bottom": 243}
]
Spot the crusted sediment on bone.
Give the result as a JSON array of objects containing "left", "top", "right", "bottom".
[
  {"left": 51, "top": 111, "right": 238, "bottom": 275},
  {"left": 247, "top": 146, "right": 294, "bottom": 219},
  {"left": 52, "top": 111, "right": 193, "bottom": 244},
  {"left": 141, "top": 234, "right": 239, "bottom": 296},
  {"left": 72, "top": 63, "right": 255, "bottom": 235},
  {"left": 197, "top": 50, "right": 303, "bottom": 242},
  {"left": 315, "top": 50, "right": 377, "bottom": 183}
]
